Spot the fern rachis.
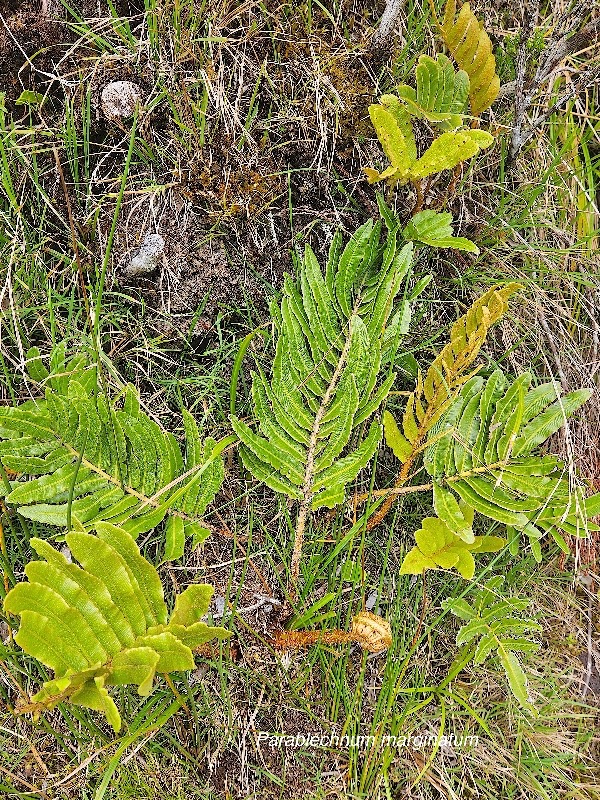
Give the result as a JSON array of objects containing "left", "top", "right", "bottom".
[
  {"left": 289, "top": 302, "right": 361, "bottom": 586},
  {"left": 232, "top": 220, "right": 419, "bottom": 594}
]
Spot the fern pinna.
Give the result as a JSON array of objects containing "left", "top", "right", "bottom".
[
  {"left": 0, "top": 346, "right": 229, "bottom": 560},
  {"left": 232, "top": 221, "right": 418, "bottom": 586},
  {"left": 4, "top": 523, "right": 230, "bottom": 731}
]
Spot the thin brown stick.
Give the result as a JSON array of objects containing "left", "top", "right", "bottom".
[{"left": 52, "top": 147, "right": 92, "bottom": 324}]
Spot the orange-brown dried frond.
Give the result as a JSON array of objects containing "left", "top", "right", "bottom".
[
  {"left": 273, "top": 628, "right": 353, "bottom": 649},
  {"left": 350, "top": 612, "right": 393, "bottom": 653},
  {"left": 273, "top": 612, "right": 392, "bottom": 653}
]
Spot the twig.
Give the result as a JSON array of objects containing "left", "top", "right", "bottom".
[
  {"left": 508, "top": 0, "right": 540, "bottom": 164},
  {"left": 290, "top": 302, "right": 359, "bottom": 596},
  {"left": 518, "top": 64, "right": 600, "bottom": 152},
  {"left": 372, "top": 0, "right": 405, "bottom": 47},
  {"left": 507, "top": 5, "right": 599, "bottom": 164}
]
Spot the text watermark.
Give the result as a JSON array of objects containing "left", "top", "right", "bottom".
[{"left": 256, "top": 731, "right": 479, "bottom": 750}]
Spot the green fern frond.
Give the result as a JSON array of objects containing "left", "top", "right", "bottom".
[
  {"left": 232, "top": 222, "right": 417, "bottom": 583},
  {"left": 397, "top": 53, "right": 469, "bottom": 130},
  {"left": 403, "top": 209, "right": 479, "bottom": 253},
  {"left": 3, "top": 524, "right": 230, "bottom": 731},
  {"left": 443, "top": 578, "right": 541, "bottom": 710},
  {"left": 0, "top": 352, "right": 230, "bottom": 561},
  {"left": 420, "top": 369, "right": 598, "bottom": 551}
]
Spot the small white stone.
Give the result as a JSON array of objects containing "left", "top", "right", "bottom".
[
  {"left": 122, "top": 233, "right": 165, "bottom": 278},
  {"left": 101, "top": 81, "right": 142, "bottom": 120},
  {"left": 212, "top": 595, "right": 226, "bottom": 619}
]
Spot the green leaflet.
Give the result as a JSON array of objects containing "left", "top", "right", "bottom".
[
  {"left": 70, "top": 675, "right": 121, "bottom": 731},
  {"left": 366, "top": 103, "right": 415, "bottom": 185},
  {"left": 238, "top": 444, "right": 303, "bottom": 499},
  {"left": 108, "top": 647, "right": 159, "bottom": 695},
  {"left": 4, "top": 526, "right": 230, "bottom": 732},
  {"left": 497, "top": 648, "right": 532, "bottom": 710},
  {"left": 383, "top": 410, "right": 412, "bottom": 463},
  {"left": 433, "top": 482, "right": 474, "bottom": 542},
  {"left": 312, "top": 421, "right": 382, "bottom": 495},
  {"left": 410, "top": 129, "right": 494, "bottom": 179},
  {"left": 513, "top": 389, "right": 593, "bottom": 456},
  {"left": 164, "top": 516, "right": 186, "bottom": 562},
  {"left": 403, "top": 210, "right": 479, "bottom": 254},
  {"left": 400, "top": 516, "right": 504, "bottom": 579},
  {"left": 443, "top": 578, "right": 540, "bottom": 711},
  {"left": 170, "top": 584, "right": 214, "bottom": 626},
  {"left": 231, "top": 416, "right": 304, "bottom": 485},
  {"left": 233, "top": 222, "right": 416, "bottom": 522},
  {"left": 0, "top": 354, "right": 226, "bottom": 562}
]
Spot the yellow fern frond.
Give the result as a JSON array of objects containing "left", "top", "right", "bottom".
[
  {"left": 415, "top": 282, "right": 521, "bottom": 433},
  {"left": 435, "top": 0, "right": 500, "bottom": 117}
]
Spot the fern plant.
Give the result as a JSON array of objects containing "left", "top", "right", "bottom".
[
  {"left": 378, "top": 288, "right": 599, "bottom": 579},
  {"left": 367, "top": 282, "right": 521, "bottom": 529},
  {"left": 3, "top": 523, "right": 230, "bottom": 731},
  {"left": 231, "top": 220, "right": 419, "bottom": 588},
  {"left": 443, "top": 578, "right": 541, "bottom": 711},
  {"left": 400, "top": 513, "right": 506, "bottom": 580},
  {"left": 366, "top": 3, "right": 500, "bottom": 197},
  {"left": 0, "top": 345, "right": 231, "bottom": 561}
]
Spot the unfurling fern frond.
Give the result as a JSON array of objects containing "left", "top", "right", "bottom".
[
  {"left": 0, "top": 351, "right": 230, "bottom": 560},
  {"left": 232, "top": 221, "right": 417, "bottom": 583},
  {"left": 400, "top": 514, "right": 505, "bottom": 579},
  {"left": 435, "top": 0, "right": 500, "bottom": 117},
  {"left": 3, "top": 524, "right": 230, "bottom": 731},
  {"left": 396, "top": 53, "right": 469, "bottom": 130},
  {"left": 443, "top": 577, "right": 541, "bottom": 710}
]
